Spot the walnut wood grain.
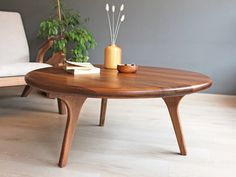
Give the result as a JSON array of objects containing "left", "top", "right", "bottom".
[
  {"left": 25, "top": 66, "right": 212, "bottom": 168},
  {"left": 46, "top": 52, "right": 65, "bottom": 67},
  {"left": 57, "top": 98, "right": 67, "bottom": 115},
  {"left": 55, "top": 94, "right": 87, "bottom": 168},
  {"left": 25, "top": 66, "right": 212, "bottom": 98},
  {"left": 163, "top": 96, "right": 186, "bottom": 155},
  {"left": 36, "top": 39, "right": 54, "bottom": 63},
  {"left": 36, "top": 39, "right": 65, "bottom": 66}
]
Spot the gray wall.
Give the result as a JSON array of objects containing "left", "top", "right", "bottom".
[{"left": 1, "top": 0, "right": 236, "bottom": 95}]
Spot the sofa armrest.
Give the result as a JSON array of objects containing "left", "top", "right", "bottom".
[
  {"left": 46, "top": 52, "right": 65, "bottom": 67},
  {"left": 36, "top": 39, "right": 65, "bottom": 67},
  {"left": 36, "top": 39, "right": 54, "bottom": 63}
]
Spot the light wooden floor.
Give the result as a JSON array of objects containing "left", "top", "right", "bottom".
[{"left": 0, "top": 87, "right": 236, "bottom": 177}]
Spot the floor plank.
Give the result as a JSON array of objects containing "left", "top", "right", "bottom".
[{"left": 0, "top": 87, "right": 236, "bottom": 177}]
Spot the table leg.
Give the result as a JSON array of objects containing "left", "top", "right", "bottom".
[
  {"left": 99, "top": 98, "right": 108, "bottom": 126},
  {"left": 57, "top": 98, "right": 67, "bottom": 115},
  {"left": 163, "top": 96, "right": 187, "bottom": 155},
  {"left": 56, "top": 95, "right": 87, "bottom": 168}
]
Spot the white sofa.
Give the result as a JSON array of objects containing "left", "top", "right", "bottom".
[
  {"left": 0, "top": 11, "right": 50, "bottom": 88},
  {"left": 0, "top": 11, "right": 106, "bottom": 117}
]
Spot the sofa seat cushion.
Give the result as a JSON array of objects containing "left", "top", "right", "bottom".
[{"left": 0, "top": 62, "right": 51, "bottom": 77}]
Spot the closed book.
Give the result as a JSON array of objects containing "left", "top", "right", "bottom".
[
  {"left": 63, "top": 63, "right": 94, "bottom": 70},
  {"left": 64, "top": 60, "right": 94, "bottom": 70},
  {"left": 66, "top": 67, "right": 100, "bottom": 75}
]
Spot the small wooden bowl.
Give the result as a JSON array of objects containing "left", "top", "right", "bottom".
[{"left": 117, "top": 64, "right": 138, "bottom": 73}]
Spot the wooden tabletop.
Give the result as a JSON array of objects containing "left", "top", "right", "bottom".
[{"left": 25, "top": 66, "right": 212, "bottom": 98}]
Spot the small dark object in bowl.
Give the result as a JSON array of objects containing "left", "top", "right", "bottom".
[{"left": 117, "top": 64, "right": 138, "bottom": 73}]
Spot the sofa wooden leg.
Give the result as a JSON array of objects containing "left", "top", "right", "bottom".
[{"left": 21, "top": 85, "right": 33, "bottom": 97}]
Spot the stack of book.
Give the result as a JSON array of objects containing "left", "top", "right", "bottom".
[{"left": 63, "top": 60, "right": 100, "bottom": 75}]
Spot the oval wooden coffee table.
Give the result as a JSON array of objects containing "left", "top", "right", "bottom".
[{"left": 25, "top": 66, "right": 212, "bottom": 168}]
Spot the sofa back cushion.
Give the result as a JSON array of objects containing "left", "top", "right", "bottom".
[{"left": 0, "top": 11, "right": 29, "bottom": 64}]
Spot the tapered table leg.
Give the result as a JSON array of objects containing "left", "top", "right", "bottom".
[
  {"left": 56, "top": 95, "right": 87, "bottom": 168},
  {"left": 99, "top": 98, "right": 108, "bottom": 126},
  {"left": 163, "top": 96, "right": 187, "bottom": 155},
  {"left": 57, "top": 98, "right": 67, "bottom": 115}
]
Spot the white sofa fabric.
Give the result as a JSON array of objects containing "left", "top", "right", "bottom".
[
  {"left": 0, "top": 11, "right": 50, "bottom": 78},
  {"left": 0, "top": 63, "right": 50, "bottom": 77}
]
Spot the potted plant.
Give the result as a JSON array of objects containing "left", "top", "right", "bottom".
[{"left": 38, "top": 0, "right": 96, "bottom": 63}]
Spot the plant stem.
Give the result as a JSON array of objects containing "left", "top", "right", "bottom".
[{"left": 57, "top": 0, "right": 62, "bottom": 22}]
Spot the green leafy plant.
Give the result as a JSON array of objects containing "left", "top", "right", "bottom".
[{"left": 38, "top": 0, "right": 96, "bottom": 62}]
